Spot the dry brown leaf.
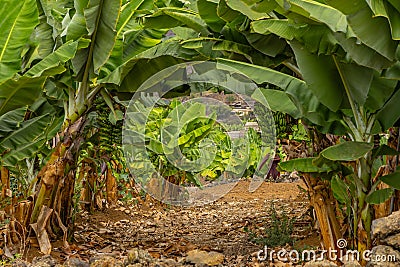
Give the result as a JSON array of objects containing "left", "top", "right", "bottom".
[{"left": 30, "top": 206, "right": 53, "bottom": 255}]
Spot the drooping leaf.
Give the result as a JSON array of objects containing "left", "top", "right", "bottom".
[
  {"left": 334, "top": 32, "right": 394, "bottom": 70},
  {"left": 258, "top": 89, "right": 299, "bottom": 118},
  {"left": 217, "top": 0, "right": 244, "bottom": 23},
  {"left": 335, "top": 61, "right": 373, "bottom": 106},
  {"left": 197, "top": 0, "right": 226, "bottom": 33},
  {"left": 101, "top": 40, "right": 198, "bottom": 88},
  {"left": 142, "top": 7, "right": 210, "bottom": 36},
  {"left": 366, "top": 0, "right": 400, "bottom": 40},
  {"left": 85, "top": 0, "right": 121, "bottom": 73},
  {"left": 290, "top": 41, "right": 345, "bottom": 112},
  {"left": 278, "top": 157, "right": 333, "bottom": 173},
  {"left": 216, "top": 58, "right": 341, "bottom": 129},
  {"left": 66, "top": 0, "right": 89, "bottom": 41},
  {"left": 0, "top": 107, "right": 27, "bottom": 138},
  {"left": 365, "top": 74, "right": 398, "bottom": 112},
  {"left": 288, "top": 0, "right": 348, "bottom": 32},
  {"left": 243, "top": 32, "right": 287, "bottom": 57},
  {"left": 365, "top": 188, "right": 394, "bottom": 204},
  {"left": 0, "top": 114, "right": 52, "bottom": 167},
  {"left": 251, "top": 19, "right": 307, "bottom": 41},
  {"left": 320, "top": 141, "right": 373, "bottom": 161},
  {"left": 0, "top": 77, "right": 46, "bottom": 116},
  {"left": 222, "top": 0, "right": 270, "bottom": 20},
  {"left": 32, "top": 15, "right": 54, "bottom": 60},
  {"left": 0, "top": 0, "right": 39, "bottom": 83},
  {"left": 71, "top": 0, "right": 121, "bottom": 77},
  {"left": 212, "top": 39, "right": 268, "bottom": 64},
  {"left": 99, "top": 0, "right": 156, "bottom": 78},
  {"left": 376, "top": 88, "right": 400, "bottom": 130},
  {"left": 347, "top": 7, "right": 397, "bottom": 61},
  {"left": 380, "top": 171, "right": 400, "bottom": 189},
  {"left": 372, "top": 144, "right": 400, "bottom": 159},
  {"left": 24, "top": 40, "right": 81, "bottom": 77}
]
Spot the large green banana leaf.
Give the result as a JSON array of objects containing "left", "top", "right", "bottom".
[
  {"left": 0, "top": 77, "right": 46, "bottom": 116},
  {"left": 243, "top": 32, "right": 287, "bottom": 57},
  {"left": 197, "top": 0, "right": 226, "bottom": 32},
  {"left": 249, "top": 0, "right": 398, "bottom": 70},
  {"left": 98, "top": 0, "right": 159, "bottom": 78},
  {"left": 347, "top": 6, "right": 397, "bottom": 61},
  {"left": 221, "top": 0, "right": 271, "bottom": 20},
  {"left": 24, "top": 40, "right": 83, "bottom": 78},
  {"left": 216, "top": 58, "right": 344, "bottom": 134},
  {"left": 100, "top": 39, "right": 198, "bottom": 88},
  {"left": 68, "top": 0, "right": 121, "bottom": 77},
  {"left": 0, "top": 114, "right": 52, "bottom": 167},
  {"left": 333, "top": 32, "right": 394, "bottom": 70},
  {"left": 29, "top": 0, "right": 72, "bottom": 65},
  {"left": 259, "top": 89, "right": 299, "bottom": 118},
  {"left": 290, "top": 41, "right": 371, "bottom": 112},
  {"left": 281, "top": 0, "right": 348, "bottom": 32},
  {"left": 324, "top": 0, "right": 367, "bottom": 15},
  {"left": 376, "top": 88, "right": 400, "bottom": 130},
  {"left": 0, "top": 107, "right": 27, "bottom": 138},
  {"left": 142, "top": 7, "right": 210, "bottom": 36},
  {"left": 0, "top": 0, "right": 39, "bottom": 83},
  {"left": 366, "top": 0, "right": 400, "bottom": 40}
]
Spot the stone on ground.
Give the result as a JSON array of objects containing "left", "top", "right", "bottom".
[{"left": 186, "top": 249, "right": 224, "bottom": 266}]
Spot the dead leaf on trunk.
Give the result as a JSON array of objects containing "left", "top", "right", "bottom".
[
  {"left": 30, "top": 206, "right": 53, "bottom": 255},
  {"left": 54, "top": 210, "right": 70, "bottom": 253}
]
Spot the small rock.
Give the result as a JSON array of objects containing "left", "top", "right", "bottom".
[
  {"left": 371, "top": 211, "right": 400, "bottom": 239},
  {"left": 365, "top": 245, "right": 400, "bottom": 267},
  {"left": 186, "top": 250, "right": 224, "bottom": 266},
  {"left": 89, "top": 255, "right": 121, "bottom": 267},
  {"left": 303, "top": 259, "right": 337, "bottom": 267},
  {"left": 32, "top": 255, "right": 57, "bottom": 267},
  {"left": 381, "top": 233, "right": 400, "bottom": 249},
  {"left": 126, "top": 248, "right": 153, "bottom": 264},
  {"left": 63, "top": 258, "right": 89, "bottom": 267}
]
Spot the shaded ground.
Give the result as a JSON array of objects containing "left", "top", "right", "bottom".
[{"left": 24, "top": 180, "right": 318, "bottom": 266}]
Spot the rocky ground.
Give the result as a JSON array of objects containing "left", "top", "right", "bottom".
[
  {"left": 2, "top": 179, "right": 323, "bottom": 266},
  {"left": 367, "top": 210, "right": 400, "bottom": 267}
]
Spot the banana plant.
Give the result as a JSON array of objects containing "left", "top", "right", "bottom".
[
  {"left": 1, "top": 0, "right": 209, "bottom": 246},
  {"left": 211, "top": 0, "right": 400, "bottom": 251},
  {"left": 127, "top": 99, "right": 233, "bottom": 186}
]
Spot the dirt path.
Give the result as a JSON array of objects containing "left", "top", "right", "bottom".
[{"left": 25, "top": 180, "right": 317, "bottom": 266}]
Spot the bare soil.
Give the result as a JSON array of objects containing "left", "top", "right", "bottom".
[{"left": 23, "top": 180, "right": 319, "bottom": 265}]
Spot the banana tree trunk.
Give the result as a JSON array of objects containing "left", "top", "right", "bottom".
[
  {"left": 1, "top": 166, "right": 11, "bottom": 214},
  {"left": 303, "top": 174, "right": 342, "bottom": 250},
  {"left": 106, "top": 166, "right": 117, "bottom": 205},
  {"left": 307, "top": 130, "right": 343, "bottom": 250},
  {"left": 30, "top": 117, "right": 86, "bottom": 237}
]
